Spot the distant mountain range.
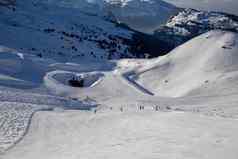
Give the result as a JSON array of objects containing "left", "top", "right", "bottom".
[{"left": 39, "top": 0, "right": 178, "bottom": 33}]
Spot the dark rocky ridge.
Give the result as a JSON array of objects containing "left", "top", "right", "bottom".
[{"left": 153, "top": 8, "right": 238, "bottom": 55}]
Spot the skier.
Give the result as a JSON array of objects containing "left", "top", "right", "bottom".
[
  {"left": 155, "top": 106, "right": 159, "bottom": 111},
  {"left": 120, "top": 107, "right": 123, "bottom": 112}
]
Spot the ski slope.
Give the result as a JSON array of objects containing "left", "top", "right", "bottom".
[
  {"left": 3, "top": 111, "right": 238, "bottom": 159},
  {"left": 0, "top": 111, "right": 238, "bottom": 159}
]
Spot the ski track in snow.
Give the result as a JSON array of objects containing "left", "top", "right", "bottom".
[
  {"left": 0, "top": 102, "right": 50, "bottom": 153},
  {"left": 2, "top": 111, "right": 238, "bottom": 159}
]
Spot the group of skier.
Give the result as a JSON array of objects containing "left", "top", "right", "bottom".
[{"left": 93, "top": 105, "right": 161, "bottom": 114}]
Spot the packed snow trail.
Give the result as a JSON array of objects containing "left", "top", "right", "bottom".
[{"left": 2, "top": 111, "right": 238, "bottom": 159}]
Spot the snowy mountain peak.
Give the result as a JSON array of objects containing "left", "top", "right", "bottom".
[
  {"left": 154, "top": 8, "right": 238, "bottom": 54},
  {"left": 166, "top": 8, "right": 238, "bottom": 33}
]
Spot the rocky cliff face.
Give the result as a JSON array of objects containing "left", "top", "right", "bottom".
[{"left": 154, "top": 8, "right": 238, "bottom": 51}]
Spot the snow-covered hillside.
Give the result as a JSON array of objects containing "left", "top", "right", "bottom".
[
  {"left": 132, "top": 30, "right": 238, "bottom": 97},
  {"left": 40, "top": 0, "right": 178, "bottom": 33},
  {"left": 0, "top": 0, "right": 153, "bottom": 61}
]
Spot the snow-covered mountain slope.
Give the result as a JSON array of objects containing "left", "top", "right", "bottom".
[
  {"left": 40, "top": 0, "right": 178, "bottom": 33},
  {"left": 0, "top": 0, "right": 159, "bottom": 61},
  {"left": 131, "top": 30, "right": 238, "bottom": 97},
  {"left": 155, "top": 8, "right": 238, "bottom": 50}
]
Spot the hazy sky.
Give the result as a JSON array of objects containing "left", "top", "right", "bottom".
[{"left": 164, "top": 0, "right": 238, "bottom": 15}]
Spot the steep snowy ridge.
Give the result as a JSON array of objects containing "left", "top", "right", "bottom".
[{"left": 132, "top": 31, "right": 238, "bottom": 97}]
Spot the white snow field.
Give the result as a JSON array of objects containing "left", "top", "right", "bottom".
[
  {"left": 0, "top": 30, "right": 238, "bottom": 158},
  {"left": 3, "top": 111, "right": 238, "bottom": 159}
]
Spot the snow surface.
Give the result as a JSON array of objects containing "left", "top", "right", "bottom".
[
  {"left": 133, "top": 30, "right": 238, "bottom": 97},
  {"left": 3, "top": 111, "right": 238, "bottom": 159}
]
